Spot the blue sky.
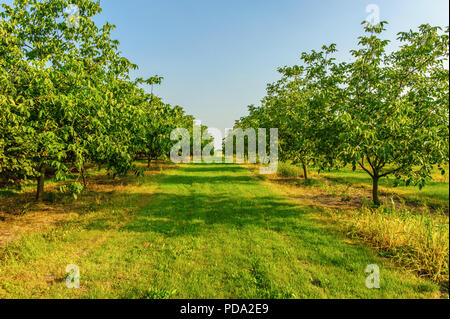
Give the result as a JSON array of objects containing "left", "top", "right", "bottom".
[
  {"left": 90, "top": 0, "right": 448, "bottom": 134},
  {"left": 3, "top": 0, "right": 449, "bottom": 136}
]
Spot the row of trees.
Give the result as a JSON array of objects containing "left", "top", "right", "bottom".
[
  {"left": 235, "top": 22, "right": 449, "bottom": 205},
  {"left": 0, "top": 0, "right": 200, "bottom": 200}
]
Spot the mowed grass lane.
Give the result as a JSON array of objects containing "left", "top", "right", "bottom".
[{"left": 0, "top": 164, "right": 440, "bottom": 298}]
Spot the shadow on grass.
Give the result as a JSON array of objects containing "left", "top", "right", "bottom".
[
  {"left": 93, "top": 165, "right": 333, "bottom": 251},
  {"left": 123, "top": 192, "right": 306, "bottom": 237},
  {"left": 80, "top": 164, "right": 315, "bottom": 238},
  {"left": 0, "top": 189, "right": 16, "bottom": 197},
  {"left": 161, "top": 174, "right": 255, "bottom": 185},
  {"left": 181, "top": 164, "right": 244, "bottom": 173}
]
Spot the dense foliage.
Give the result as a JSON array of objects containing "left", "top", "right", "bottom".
[
  {"left": 236, "top": 22, "right": 449, "bottom": 205},
  {"left": 0, "top": 0, "right": 198, "bottom": 200}
]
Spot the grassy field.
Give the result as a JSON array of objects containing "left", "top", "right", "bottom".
[
  {"left": 271, "top": 162, "right": 449, "bottom": 288},
  {"left": 0, "top": 163, "right": 444, "bottom": 298}
]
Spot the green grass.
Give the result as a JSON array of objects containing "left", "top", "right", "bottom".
[{"left": 0, "top": 164, "right": 442, "bottom": 298}]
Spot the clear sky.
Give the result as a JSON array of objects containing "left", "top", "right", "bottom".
[
  {"left": 3, "top": 0, "right": 450, "bottom": 136},
  {"left": 90, "top": 0, "right": 448, "bottom": 134}
]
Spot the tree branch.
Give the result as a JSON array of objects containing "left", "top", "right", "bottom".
[{"left": 359, "top": 159, "right": 374, "bottom": 178}]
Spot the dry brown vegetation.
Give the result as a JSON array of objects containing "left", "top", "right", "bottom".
[
  {"left": 0, "top": 161, "right": 174, "bottom": 247},
  {"left": 248, "top": 163, "right": 449, "bottom": 291},
  {"left": 256, "top": 167, "right": 447, "bottom": 214}
]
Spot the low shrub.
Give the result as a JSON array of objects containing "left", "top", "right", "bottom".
[
  {"left": 277, "top": 162, "right": 304, "bottom": 178},
  {"left": 333, "top": 204, "right": 449, "bottom": 283}
]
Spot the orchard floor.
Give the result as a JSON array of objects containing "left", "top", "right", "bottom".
[{"left": 0, "top": 164, "right": 442, "bottom": 298}]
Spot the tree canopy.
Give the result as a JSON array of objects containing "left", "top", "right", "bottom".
[
  {"left": 0, "top": 0, "right": 198, "bottom": 200},
  {"left": 236, "top": 21, "right": 449, "bottom": 205}
]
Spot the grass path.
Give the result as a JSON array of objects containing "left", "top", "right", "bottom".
[{"left": 0, "top": 164, "right": 441, "bottom": 298}]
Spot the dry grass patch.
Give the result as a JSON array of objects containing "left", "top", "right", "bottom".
[
  {"left": 320, "top": 205, "right": 449, "bottom": 287},
  {"left": 246, "top": 163, "right": 449, "bottom": 293},
  {"left": 250, "top": 163, "right": 444, "bottom": 214},
  {"left": 0, "top": 162, "right": 170, "bottom": 247}
]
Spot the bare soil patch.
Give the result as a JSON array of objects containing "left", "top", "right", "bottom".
[
  {"left": 0, "top": 162, "right": 172, "bottom": 246},
  {"left": 250, "top": 166, "right": 433, "bottom": 213}
]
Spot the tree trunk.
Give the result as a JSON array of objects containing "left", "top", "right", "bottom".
[
  {"left": 147, "top": 156, "right": 151, "bottom": 168},
  {"left": 36, "top": 164, "right": 45, "bottom": 201},
  {"left": 372, "top": 175, "right": 380, "bottom": 206},
  {"left": 302, "top": 162, "right": 308, "bottom": 180},
  {"left": 81, "top": 165, "right": 87, "bottom": 187}
]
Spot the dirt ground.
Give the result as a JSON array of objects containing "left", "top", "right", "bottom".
[
  {"left": 248, "top": 165, "right": 434, "bottom": 214},
  {"left": 0, "top": 161, "right": 174, "bottom": 246}
]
